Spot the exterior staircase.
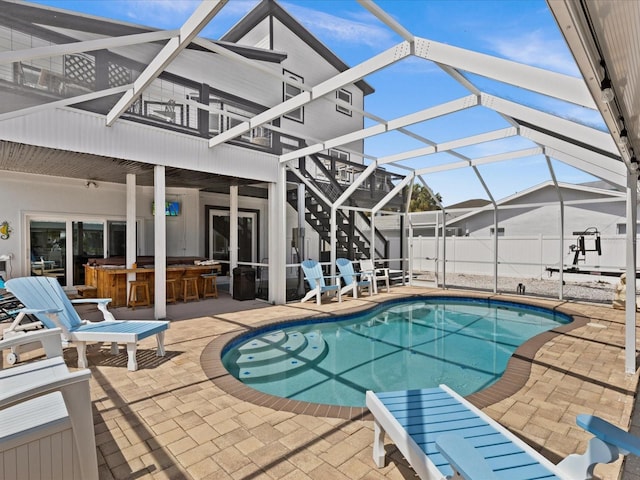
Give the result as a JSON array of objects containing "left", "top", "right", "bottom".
[{"left": 287, "top": 149, "right": 407, "bottom": 261}]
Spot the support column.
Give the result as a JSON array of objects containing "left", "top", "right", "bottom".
[
  {"left": 229, "top": 185, "right": 238, "bottom": 297},
  {"left": 154, "top": 166, "right": 167, "bottom": 320},
  {"left": 330, "top": 207, "right": 337, "bottom": 278},
  {"left": 408, "top": 217, "right": 414, "bottom": 286},
  {"left": 625, "top": 171, "right": 637, "bottom": 373},
  {"left": 493, "top": 208, "right": 498, "bottom": 293},
  {"left": 297, "top": 183, "right": 306, "bottom": 296},
  {"left": 268, "top": 165, "right": 287, "bottom": 304},
  {"left": 126, "top": 174, "right": 136, "bottom": 285}
]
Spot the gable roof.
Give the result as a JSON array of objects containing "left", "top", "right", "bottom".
[
  {"left": 221, "top": 0, "right": 375, "bottom": 96},
  {"left": 444, "top": 181, "right": 625, "bottom": 226}
]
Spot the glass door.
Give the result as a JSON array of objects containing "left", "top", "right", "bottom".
[
  {"left": 30, "top": 220, "right": 67, "bottom": 284},
  {"left": 72, "top": 221, "right": 104, "bottom": 284},
  {"left": 209, "top": 209, "right": 257, "bottom": 276}
]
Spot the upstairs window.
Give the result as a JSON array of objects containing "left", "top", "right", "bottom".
[
  {"left": 283, "top": 70, "right": 304, "bottom": 123},
  {"left": 329, "top": 148, "right": 349, "bottom": 162},
  {"left": 336, "top": 88, "right": 352, "bottom": 116}
]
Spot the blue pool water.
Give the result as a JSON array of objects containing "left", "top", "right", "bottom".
[{"left": 222, "top": 297, "right": 571, "bottom": 407}]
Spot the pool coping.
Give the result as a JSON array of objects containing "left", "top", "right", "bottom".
[{"left": 200, "top": 291, "right": 589, "bottom": 419}]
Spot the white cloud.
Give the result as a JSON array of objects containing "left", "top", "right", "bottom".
[
  {"left": 281, "top": 2, "right": 395, "bottom": 48},
  {"left": 486, "top": 29, "right": 580, "bottom": 77},
  {"left": 119, "top": 0, "right": 256, "bottom": 30}
]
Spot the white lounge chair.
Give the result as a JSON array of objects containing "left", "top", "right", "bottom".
[
  {"left": 366, "top": 384, "right": 640, "bottom": 479},
  {"left": 360, "top": 259, "right": 390, "bottom": 294},
  {"left": 336, "top": 258, "right": 373, "bottom": 299},
  {"left": 6, "top": 276, "right": 169, "bottom": 371},
  {"left": 0, "top": 328, "right": 98, "bottom": 480},
  {"left": 300, "top": 260, "right": 341, "bottom": 304}
]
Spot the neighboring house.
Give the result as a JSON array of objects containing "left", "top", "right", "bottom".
[
  {"left": 440, "top": 182, "right": 626, "bottom": 238},
  {"left": 400, "top": 182, "right": 631, "bottom": 278},
  {"left": 0, "top": 0, "right": 399, "bottom": 302}
]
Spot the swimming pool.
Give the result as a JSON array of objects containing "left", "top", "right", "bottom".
[{"left": 221, "top": 297, "right": 572, "bottom": 407}]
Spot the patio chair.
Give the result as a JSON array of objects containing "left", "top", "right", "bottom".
[
  {"left": 336, "top": 258, "right": 373, "bottom": 299},
  {"left": 360, "top": 258, "right": 390, "bottom": 294},
  {"left": 6, "top": 276, "right": 169, "bottom": 371},
  {"left": 367, "top": 384, "right": 640, "bottom": 480},
  {"left": 300, "top": 260, "right": 341, "bottom": 305},
  {"left": 0, "top": 328, "right": 98, "bottom": 479}
]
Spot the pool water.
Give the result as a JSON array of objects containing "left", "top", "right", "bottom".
[{"left": 222, "top": 297, "right": 571, "bottom": 407}]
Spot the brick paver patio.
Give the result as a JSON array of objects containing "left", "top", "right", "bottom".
[{"left": 7, "top": 285, "right": 639, "bottom": 479}]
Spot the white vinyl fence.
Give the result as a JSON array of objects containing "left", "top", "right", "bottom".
[{"left": 411, "top": 234, "right": 639, "bottom": 279}]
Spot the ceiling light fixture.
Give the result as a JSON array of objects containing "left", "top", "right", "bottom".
[{"left": 600, "top": 78, "right": 614, "bottom": 103}]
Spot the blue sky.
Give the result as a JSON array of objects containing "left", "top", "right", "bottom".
[{"left": 29, "top": 0, "right": 608, "bottom": 206}]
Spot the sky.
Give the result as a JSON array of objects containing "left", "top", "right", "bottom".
[{"left": 28, "top": 0, "right": 609, "bottom": 206}]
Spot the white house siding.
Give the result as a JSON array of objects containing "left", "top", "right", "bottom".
[
  {"left": 168, "top": 49, "right": 284, "bottom": 108},
  {"left": 271, "top": 18, "right": 365, "bottom": 162},
  {"left": 0, "top": 108, "right": 280, "bottom": 183},
  {"left": 0, "top": 171, "right": 204, "bottom": 279}
]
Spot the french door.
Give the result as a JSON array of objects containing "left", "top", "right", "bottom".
[{"left": 208, "top": 209, "right": 257, "bottom": 276}]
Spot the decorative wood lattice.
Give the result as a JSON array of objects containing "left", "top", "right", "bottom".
[
  {"left": 108, "top": 62, "right": 132, "bottom": 87},
  {"left": 64, "top": 53, "right": 95, "bottom": 88}
]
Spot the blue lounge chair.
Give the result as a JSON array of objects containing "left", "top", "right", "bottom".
[
  {"left": 336, "top": 258, "right": 373, "bottom": 299},
  {"left": 6, "top": 276, "right": 169, "bottom": 371},
  {"left": 366, "top": 384, "right": 640, "bottom": 479},
  {"left": 300, "top": 260, "right": 341, "bottom": 304}
]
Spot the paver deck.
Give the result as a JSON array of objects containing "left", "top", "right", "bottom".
[{"left": 3, "top": 285, "right": 639, "bottom": 479}]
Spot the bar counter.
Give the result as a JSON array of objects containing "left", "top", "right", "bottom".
[{"left": 85, "top": 264, "right": 221, "bottom": 307}]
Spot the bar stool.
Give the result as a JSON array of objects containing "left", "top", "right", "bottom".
[
  {"left": 128, "top": 280, "right": 150, "bottom": 309},
  {"left": 201, "top": 273, "right": 218, "bottom": 299},
  {"left": 166, "top": 278, "right": 177, "bottom": 304},
  {"left": 182, "top": 277, "right": 199, "bottom": 302}
]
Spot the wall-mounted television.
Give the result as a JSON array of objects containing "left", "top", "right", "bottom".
[{"left": 152, "top": 201, "right": 181, "bottom": 216}]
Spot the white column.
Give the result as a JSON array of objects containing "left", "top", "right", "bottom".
[
  {"left": 330, "top": 207, "right": 337, "bottom": 278},
  {"left": 126, "top": 174, "right": 136, "bottom": 285},
  {"left": 229, "top": 185, "right": 238, "bottom": 297},
  {"left": 493, "top": 207, "right": 498, "bottom": 294},
  {"left": 408, "top": 217, "right": 413, "bottom": 286},
  {"left": 297, "top": 182, "right": 306, "bottom": 296},
  {"left": 154, "top": 166, "right": 167, "bottom": 320},
  {"left": 268, "top": 165, "right": 287, "bottom": 304},
  {"left": 625, "top": 171, "right": 637, "bottom": 373}
]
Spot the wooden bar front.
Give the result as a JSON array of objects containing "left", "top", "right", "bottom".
[{"left": 85, "top": 264, "right": 221, "bottom": 307}]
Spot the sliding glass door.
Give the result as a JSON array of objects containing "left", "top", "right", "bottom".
[
  {"left": 30, "top": 220, "right": 67, "bottom": 284},
  {"left": 29, "top": 217, "right": 133, "bottom": 285}
]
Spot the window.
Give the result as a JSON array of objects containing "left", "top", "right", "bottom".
[
  {"left": 617, "top": 223, "right": 640, "bottom": 235},
  {"left": 336, "top": 88, "right": 352, "bottom": 116},
  {"left": 329, "top": 149, "right": 349, "bottom": 162},
  {"left": 283, "top": 70, "right": 304, "bottom": 123},
  {"left": 490, "top": 227, "right": 505, "bottom": 236}
]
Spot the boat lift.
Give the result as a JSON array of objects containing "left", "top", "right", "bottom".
[{"left": 545, "top": 227, "right": 625, "bottom": 277}]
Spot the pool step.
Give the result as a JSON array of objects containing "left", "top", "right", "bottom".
[
  {"left": 237, "top": 331, "right": 307, "bottom": 367},
  {"left": 237, "top": 330, "right": 327, "bottom": 383},
  {"left": 238, "top": 330, "right": 287, "bottom": 353}
]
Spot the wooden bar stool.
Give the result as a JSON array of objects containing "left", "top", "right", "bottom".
[
  {"left": 166, "top": 278, "right": 177, "bottom": 304},
  {"left": 128, "top": 280, "right": 150, "bottom": 309},
  {"left": 201, "top": 273, "right": 218, "bottom": 299},
  {"left": 182, "top": 277, "right": 199, "bottom": 302}
]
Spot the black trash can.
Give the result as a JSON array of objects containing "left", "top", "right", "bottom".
[{"left": 232, "top": 266, "right": 256, "bottom": 300}]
